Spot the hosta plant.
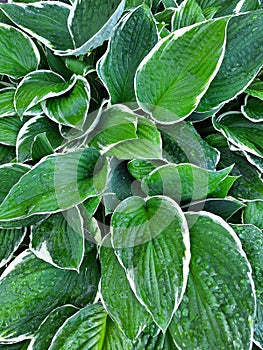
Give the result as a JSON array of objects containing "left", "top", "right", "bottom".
[{"left": 0, "top": 0, "right": 263, "bottom": 349}]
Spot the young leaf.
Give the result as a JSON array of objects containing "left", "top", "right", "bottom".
[
  {"left": 49, "top": 303, "right": 131, "bottom": 349},
  {"left": 100, "top": 238, "right": 151, "bottom": 340},
  {"left": 213, "top": 112, "right": 263, "bottom": 158},
  {"left": 97, "top": 5, "right": 158, "bottom": 104},
  {"left": 0, "top": 88, "right": 16, "bottom": 117},
  {"left": 242, "top": 95, "right": 263, "bottom": 122},
  {"left": 65, "top": 0, "right": 126, "bottom": 56},
  {"left": 30, "top": 207, "right": 84, "bottom": 271},
  {"left": 0, "top": 23, "right": 39, "bottom": 79},
  {"left": 0, "top": 249, "right": 99, "bottom": 341},
  {"left": 169, "top": 212, "right": 256, "bottom": 350},
  {"left": 242, "top": 200, "right": 263, "bottom": 230},
  {"left": 0, "top": 148, "right": 107, "bottom": 220},
  {"left": 42, "top": 76, "right": 91, "bottom": 130},
  {"left": 0, "top": 115, "right": 24, "bottom": 146},
  {"left": 0, "top": 227, "right": 27, "bottom": 268},
  {"left": 197, "top": 11, "right": 263, "bottom": 112},
  {"left": 15, "top": 71, "right": 76, "bottom": 116},
  {"left": 135, "top": 18, "right": 227, "bottom": 123},
  {"left": 28, "top": 305, "right": 78, "bottom": 350},
  {"left": 0, "top": 2, "right": 74, "bottom": 52},
  {"left": 142, "top": 163, "right": 232, "bottom": 203},
  {"left": 111, "top": 195, "right": 190, "bottom": 331}
]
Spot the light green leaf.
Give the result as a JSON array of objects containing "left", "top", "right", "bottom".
[
  {"left": 209, "top": 175, "right": 238, "bottom": 198},
  {"left": 242, "top": 200, "right": 263, "bottom": 230},
  {"left": 31, "top": 133, "right": 55, "bottom": 162},
  {"left": 213, "top": 112, "right": 263, "bottom": 158},
  {"left": 28, "top": 305, "right": 77, "bottom": 350},
  {"left": 64, "top": 0, "right": 126, "bottom": 56},
  {"left": 42, "top": 76, "right": 91, "bottom": 130},
  {"left": 230, "top": 224, "right": 263, "bottom": 349},
  {"left": 97, "top": 5, "right": 158, "bottom": 104},
  {"left": 111, "top": 196, "right": 190, "bottom": 331},
  {"left": 65, "top": 56, "right": 95, "bottom": 76},
  {"left": 0, "top": 228, "right": 27, "bottom": 268},
  {"left": 169, "top": 212, "right": 255, "bottom": 350},
  {"left": 15, "top": 71, "right": 76, "bottom": 117},
  {"left": 135, "top": 18, "right": 227, "bottom": 123},
  {"left": 0, "top": 2, "right": 74, "bottom": 52},
  {"left": 0, "top": 23, "right": 39, "bottom": 79},
  {"left": 197, "top": 11, "right": 263, "bottom": 112},
  {"left": 0, "top": 88, "right": 16, "bottom": 117},
  {"left": 0, "top": 249, "right": 99, "bottom": 341},
  {"left": 49, "top": 303, "right": 131, "bottom": 350},
  {"left": 242, "top": 95, "right": 263, "bottom": 122},
  {"left": 0, "top": 148, "right": 107, "bottom": 220},
  {"left": 16, "top": 115, "right": 63, "bottom": 162},
  {"left": 172, "top": 0, "right": 205, "bottom": 30},
  {"left": 88, "top": 105, "right": 138, "bottom": 153},
  {"left": 142, "top": 163, "right": 232, "bottom": 203},
  {"left": 245, "top": 78, "right": 263, "bottom": 100},
  {"left": 30, "top": 207, "right": 84, "bottom": 271},
  {"left": 100, "top": 238, "right": 151, "bottom": 340},
  {"left": 106, "top": 117, "right": 162, "bottom": 159},
  {"left": 0, "top": 115, "right": 23, "bottom": 146},
  {"left": 125, "top": 0, "right": 152, "bottom": 10}
]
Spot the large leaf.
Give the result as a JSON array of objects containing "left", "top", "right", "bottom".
[
  {"left": 242, "top": 95, "right": 263, "bottom": 122},
  {"left": 0, "top": 148, "right": 107, "bottom": 220},
  {"left": 0, "top": 2, "right": 74, "bottom": 52},
  {"left": 30, "top": 207, "right": 84, "bottom": 271},
  {"left": 0, "top": 23, "right": 39, "bottom": 79},
  {"left": 16, "top": 115, "right": 63, "bottom": 162},
  {"left": 65, "top": 0, "right": 126, "bottom": 56},
  {"left": 0, "top": 115, "right": 23, "bottom": 146},
  {"left": 100, "top": 238, "right": 151, "bottom": 340},
  {"left": 0, "top": 228, "right": 27, "bottom": 268},
  {"left": 15, "top": 71, "right": 76, "bottom": 117},
  {"left": 111, "top": 195, "right": 190, "bottom": 331},
  {"left": 42, "top": 76, "right": 90, "bottom": 130},
  {"left": 135, "top": 18, "right": 227, "bottom": 123},
  {"left": 0, "top": 88, "right": 16, "bottom": 117},
  {"left": 0, "top": 249, "right": 99, "bottom": 341},
  {"left": 169, "top": 212, "right": 255, "bottom": 349},
  {"left": 142, "top": 163, "right": 232, "bottom": 203},
  {"left": 231, "top": 224, "right": 263, "bottom": 349},
  {"left": 28, "top": 305, "right": 77, "bottom": 350},
  {"left": 49, "top": 303, "right": 131, "bottom": 349},
  {"left": 97, "top": 5, "right": 158, "bottom": 104},
  {"left": 213, "top": 112, "right": 263, "bottom": 158},
  {"left": 242, "top": 200, "right": 263, "bottom": 230},
  {"left": 172, "top": 0, "right": 205, "bottom": 30},
  {"left": 197, "top": 11, "right": 263, "bottom": 112}
]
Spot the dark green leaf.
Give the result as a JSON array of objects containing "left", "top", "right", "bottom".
[
  {"left": 242, "top": 95, "right": 263, "bottom": 122},
  {"left": 0, "top": 115, "right": 23, "bottom": 146},
  {"left": 31, "top": 133, "right": 55, "bottom": 162},
  {"left": 0, "top": 144, "right": 15, "bottom": 165},
  {"left": 245, "top": 78, "right": 263, "bottom": 100},
  {"left": 172, "top": 0, "right": 205, "bottom": 30},
  {"left": 0, "top": 228, "right": 26, "bottom": 268}
]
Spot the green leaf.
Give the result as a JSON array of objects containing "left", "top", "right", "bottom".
[
  {"left": 0, "top": 249, "right": 99, "bottom": 341},
  {"left": 242, "top": 200, "right": 263, "bottom": 230},
  {"left": 97, "top": 5, "right": 158, "bottom": 104},
  {"left": 88, "top": 105, "right": 138, "bottom": 153},
  {"left": 127, "top": 159, "right": 166, "bottom": 180},
  {"left": 242, "top": 95, "right": 263, "bottom": 122},
  {"left": 100, "top": 238, "right": 151, "bottom": 340},
  {"left": 160, "top": 122, "right": 219, "bottom": 170},
  {"left": 65, "top": 0, "right": 126, "bottom": 56},
  {"left": 16, "top": 115, "right": 63, "bottom": 162},
  {"left": 0, "top": 23, "right": 39, "bottom": 79},
  {"left": 209, "top": 175, "right": 238, "bottom": 198},
  {"left": 31, "top": 132, "right": 55, "bottom": 162},
  {"left": 0, "top": 228, "right": 26, "bottom": 268},
  {"left": 30, "top": 207, "right": 84, "bottom": 271},
  {"left": 142, "top": 164, "right": 232, "bottom": 203},
  {"left": 0, "top": 163, "right": 30, "bottom": 204},
  {"left": 42, "top": 76, "right": 91, "bottom": 130},
  {"left": 197, "top": 11, "right": 263, "bottom": 112},
  {"left": 245, "top": 78, "right": 263, "bottom": 100},
  {"left": 0, "top": 144, "right": 15, "bottom": 165},
  {"left": 135, "top": 18, "right": 227, "bottom": 123},
  {"left": 169, "top": 212, "right": 255, "bottom": 349},
  {"left": 0, "top": 341, "right": 30, "bottom": 350},
  {"left": 65, "top": 56, "right": 95, "bottom": 76},
  {"left": 49, "top": 303, "right": 131, "bottom": 349},
  {"left": 0, "top": 88, "right": 16, "bottom": 117},
  {"left": 172, "top": 0, "right": 205, "bottom": 30},
  {"left": 0, "top": 115, "right": 24, "bottom": 147},
  {"left": 133, "top": 326, "right": 175, "bottom": 349},
  {"left": 125, "top": 0, "right": 152, "bottom": 10},
  {"left": 15, "top": 71, "right": 76, "bottom": 117},
  {"left": 230, "top": 224, "right": 263, "bottom": 349},
  {"left": 106, "top": 117, "right": 162, "bottom": 159},
  {"left": 0, "top": 148, "right": 107, "bottom": 220},
  {"left": 111, "top": 195, "right": 190, "bottom": 331},
  {"left": 0, "top": 2, "right": 74, "bottom": 52},
  {"left": 28, "top": 305, "right": 77, "bottom": 350},
  {"left": 213, "top": 112, "right": 263, "bottom": 158}
]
